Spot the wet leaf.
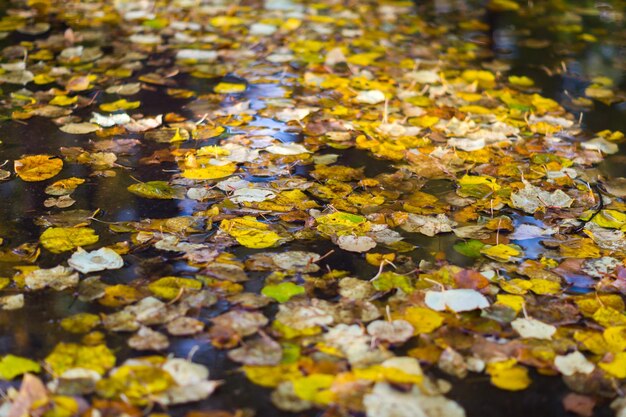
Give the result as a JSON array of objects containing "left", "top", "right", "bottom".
[
  {"left": 45, "top": 343, "right": 116, "bottom": 376},
  {"left": 262, "top": 282, "right": 305, "bottom": 303},
  {"left": 68, "top": 247, "right": 124, "bottom": 274},
  {"left": 128, "top": 181, "right": 185, "bottom": 199},
  {"left": 0, "top": 355, "right": 41, "bottom": 380},
  {"left": 14, "top": 155, "right": 63, "bottom": 182},
  {"left": 40, "top": 227, "right": 99, "bottom": 253},
  {"left": 148, "top": 276, "right": 202, "bottom": 300}
]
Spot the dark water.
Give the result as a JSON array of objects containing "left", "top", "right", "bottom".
[{"left": 0, "top": 0, "right": 623, "bottom": 416}]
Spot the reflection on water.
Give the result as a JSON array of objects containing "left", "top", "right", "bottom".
[{"left": 0, "top": 0, "right": 623, "bottom": 416}]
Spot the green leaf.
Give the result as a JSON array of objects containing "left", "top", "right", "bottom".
[
  {"left": 127, "top": 181, "right": 184, "bottom": 199},
  {"left": 262, "top": 282, "right": 305, "bottom": 303},
  {"left": 0, "top": 355, "right": 41, "bottom": 380},
  {"left": 371, "top": 272, "right": 413, "bottom": 293},
  {"left": 453, "top": 239, "right": 485, "bottom": 258}
]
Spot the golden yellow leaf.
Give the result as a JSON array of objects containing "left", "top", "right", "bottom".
[
  {"left": 181, "top": 162, "right": 237, "bottom": 180},
  {"left": 481, "top": 244, "right": 522, "bottom": 262},
  {"left": 14, "top": 155, "right": 63, "bottom": 182},
  {"left": 214, "top": 82, "right": 246, "bottom": 93},
  {"left": 45, "top": 343, "right": 115, "bottom": 376},
  {"left": 99, "top": 99, "right": 140, "bottom": 112},
  {"left": 148, "top": 277, "right": 202, "bottom": 300},
  {"left": 60, "top": 313, "right": 100, "bottom": 333},
  {"left": 400, "top": 306, "right": 444, "bottom": 334},
  {"left": 599, "top": 352, "right": 626, "bottom": 378},
  {"left": 220, "top": 216, "right": 282, "bottom": 249},
  {"left": 40, "top": 227, "right": 99, "bottom": 253},
  {"left": 487, "top": 359, "right": 531, "bottom": 391}
]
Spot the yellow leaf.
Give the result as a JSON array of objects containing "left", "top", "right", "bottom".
[
  {"left": 292, "top": 374, "right": 335, "bottom": 404},
  {"left": 60, "top": 313, "right": 100, "bottom": 333},
  {"left": 40, "top": 227, "right": 99, "bottom": 253},
  {"left": 495, "top": 294, "right": 525, "bottom": 313},
  {"left": 346, "top": 52, "right": 382, "bottom": 66},
  {"left": 461, "top": 69, "right": 495, "bottom": 88},
  {"left": 0, "top": 355, "right": 41, "bottom": 380},
  {"left": 220, "top": 216, "right": 282, "bottom": 249},
  {"left": 487, "top": 359, "right": 531, "bottom": 391},
  {"left": 99, "top": 284, "right": 141, "bottom": 307},
  {"left": 99, "top": 99, "right": 140, "bottom": 112},
  {"left": 14, "top": 155, "right": 63, "bottom": 182},
  {"left": 242, "top": 363, "right": 302, "bottom": 387},
  {"left": 45, "top": 177, "right": 85, "bottom": 196},
  {"left": 181, "top": 162, "right": 237, "bottom": 180},
  {"left": 148, "top": 276, "right": 202, "bottom": 300},
  {"left": 575, "top": 330, "right": 611, "bottom": 355},
  {"left": 590, "top": 210, "right": 626, "bottom": 230},
  {"left": 603, "top": 326, "right": 626, "bottom": 352},
  {"left": 575, "top": 294, "right": 625, "bottom": 317},
  {"left": 45, "top": 343, "right": 115, "bottom": 376},
  {"left": 352, "top": 365, "right": 422, "bottom": 385},
  {"left": 400, "top": 306, "right": 444, "bottom": 334},
  {"left": 599, "top": 352, "right": 626, "bottom": 378},
  {"left": 49, "top": 95, "right": 77, "bottom": 106},
  {"left": 213, "top": 82, "right": 246, "bottom": 94},
  {"left": 593, "top": 306, "right": 626, "bottom": 328},
  {"left": 528, "top": 279, "right": 561, "bottom": 295},
  {"left": 481, "top": 244, "right": 522, "bottom": 262},
  {"left": 96, "top": 364, "right": 173, "bottom": 405},
  {"left": 33, "top": 73, "right": 55, "bottom": 85},
  {"left": 508, "top": 75, "right": 534, "bottom": 87}
]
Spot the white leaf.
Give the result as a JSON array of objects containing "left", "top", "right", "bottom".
[
  {"left": 25, "top": 266, "right": 79, "bottom": 291},
  {"left": 162, "top": 358, "right": 209, "bottom": 385},
  {"left": 511, "top": 318, "right": 556, "bottom": 340},
  {"left": 510, "top": 181, "right": 573, "bottom": 213},
  {"left": 509, "top": 224, "right": 556, "bottom": 240},
  {"left": 0, "top": 294, "right": 24, "bottom": 310},
  {"left": 399, "top": 214, "right": 457, "bottom": 237},
  {"left": 90, "top": 112, "right": 132, "bottom": 127},
  {"left": 337, "top": 235, "right": 377, "bottom": 253},
  {"left": 425, "top": 289, "right": 490, "bottom": 312},
  {"left": 582, "top": 137, "right": 619, "bottom": 154},
  {"left": 448, "top": 137, "right": 485, "bottom": 151},
  {"left": 229, "top": 188, "right": 276, "bottom": 203},
  {"left": 250, "top": 23, "right": 277, "bottom": 36},
  {"left": 274, "top": 108, "right": 316, "bottom": 122},
  {"left": 176, "top": 49, "right": 218, "bottom": 62},
  {"left": 554, "top": 351, "right": 594, "bottom": 376},
  {"left": 68, "top": 247, "right": 124, "bottom": 274},
  {"left": 364, "top": 383, "right": 465, "bottom": 417},
  {"left": 367, "top": 320, "right": 414, "bottom": 344},
  {"left": 265, "top": 143, "right": 310, "bottom": 155},
  {"left": 355, "top": 89, "right": 385, "bottom": 104}
]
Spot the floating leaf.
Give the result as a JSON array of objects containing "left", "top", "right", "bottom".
[
  {"left": 425, "top": 289, "right": 490, "bottom": 312},
  {"left": 214, "top": 82, "right": 247, "bottom": 93},
  {"left": 262, "top": 282, "right": 305, "bottom": 303},
  {"left": 0, "top": 355, "right": 41, "bottom": 380},
  {"left": 486, "top": 359, "right": 531, "bottom": 391},
  {"left": 181, "top": 163, "right": 237, "bottom": 180},
  {"left": 220, "top": 216, "right": 282, "bottom": 249},
  {"left": 40, "top": 227, "right": 99, "bottom": 253},
  {"left": 45, "top": 343, "right": 116, "bottom": 376},
  {"left": 148, "top": 276, "right": 202, "bottom": 300},
  {"left": 68, "top": 247, "right": 124, "bottom": 274},
  {"left": 14, "top": 155, "right": 63, "bottom": 182},
  {"left": 128, "top": 181, "right": 184, "bottom": 199}
]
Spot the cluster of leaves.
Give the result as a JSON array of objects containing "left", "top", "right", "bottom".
[{"left": 0, "top": 0, "right": 623, "bottom": 416}]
